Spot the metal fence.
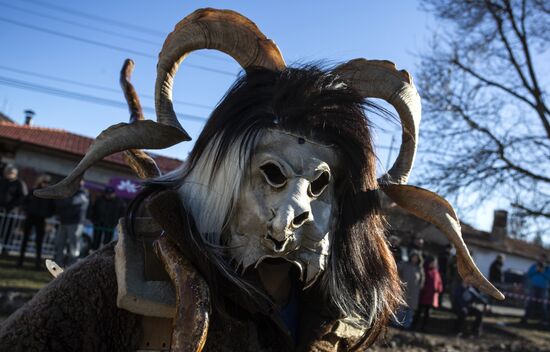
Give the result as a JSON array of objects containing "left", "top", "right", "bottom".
[{"left": 0, "top": 210, "right": 59, "bottom": 258}]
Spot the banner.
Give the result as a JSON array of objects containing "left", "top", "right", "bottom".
[{"left": 108, "top": 177, "right": 141, "bottom": 199}]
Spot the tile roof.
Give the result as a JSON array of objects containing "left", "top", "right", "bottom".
[
  {"left": 0, "top": 121, "right": 182, "bottom": 172},
  {"left": 0, "top": 112, "right": 14, "bottom": 123},
  {"left": 461, "top": 223, "right": 550, "bottom": 261}
]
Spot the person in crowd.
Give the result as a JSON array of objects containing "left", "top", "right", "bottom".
[
  {"left": 521, "top": 254, "right": 550, "bottom": 325},
  {"left": 54, "top": 181, "right": 89, "bottom": 266},
  {"left": 389, "top": 235, "right": 403, "bottom": 264},
  {"left": 17, "top": 175, "right": 55, "bottom": 269},
  {"left": 437, "top": 244, "right": 453, "bottom": 306},
  {"left": 90, "top": 187, "right": 125, "bottom": 250},
  {"left": 0, "top": 165, "right": 28, "bottom": 254},
  {"left": 397, "top": 250, "right": 425, "bottom": 329},
  {"left": 408, "top": 235, "right": 425, "bottom": 258},
  {"left": 0, "top": 166, "right": 28, "bottom": 212},
  {"left": 453, "top": 281, "right": 488, "bottom": 337},
  {"left": 413, "top": 255, "right": 443, "bottom": 331},
  {"left": 489, "top": 254, "right": 505, "bottom": 287}
]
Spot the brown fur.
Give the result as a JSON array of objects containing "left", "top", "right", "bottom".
[
  {"left": 0, "top": 234, "right": 371, "bottom": 351},
  {"left": 0, "top": 244, "right": 141, "bottom": 352}
]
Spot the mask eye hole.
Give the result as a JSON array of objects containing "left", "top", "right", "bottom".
[
  {"left": 260, "top": 162, "right": 287, "bottom": 188},
  {"left": 309, "top": 171, "right": 330, "bottom": 197}
]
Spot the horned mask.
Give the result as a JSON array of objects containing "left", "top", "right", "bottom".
[
  {"left": 36, "top": 7, "right": 504, "bottom": 350},
  {"left": 228, "top": 130, "right": 339, "bottom": 287}
]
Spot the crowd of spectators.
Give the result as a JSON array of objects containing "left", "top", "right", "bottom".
[
  {"left": 0, "top": 165, "right": 127, "bottom": 268},
  {"left": 392, "top": 235, "right": 550, "bottom": 336}
]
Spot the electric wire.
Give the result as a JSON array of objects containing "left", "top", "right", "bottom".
[
  {"left": 0, "top": 2, "right": 160, "bottom": 46},
  {"left": 0, "top": 75, "right": 208, "bottom": 123},
  {"left": 0, "top": 76, "right": 419, "bottom": 157},
  {"left": 0, "top": 2, "right": 233, "bottom": 63},
  {"left": 0, "top": 17, "right": 236, "bottom": 77},
  {"left": 0, "top": 74, "right": 419, "bottom": 156},
  {"left": 20, "top": 0, "right": 166, "bottom": 37},
  {"left": 0, "top": 65, "right": 214, "bottom": 110}
]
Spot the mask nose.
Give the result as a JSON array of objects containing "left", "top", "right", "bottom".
[
  {"left": 269, "top": 179, "right": 313, "bottom": 247},
  {"left": 291, "top": 210, "right": 311, "bottom": 229}
]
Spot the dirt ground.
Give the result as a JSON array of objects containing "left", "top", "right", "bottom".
[
  {"left": 1, "top": 256, "right": 550, "bottom": 351},
  {"left": 372, "top": 309, "right": 550, "bottom": 352}
]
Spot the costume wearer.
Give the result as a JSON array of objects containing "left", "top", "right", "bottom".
[{"left": 0, "top": 8, "right": 504, "bottom": 352}]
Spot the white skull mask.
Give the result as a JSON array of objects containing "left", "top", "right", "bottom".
[{"left": 228, "top": 130, "right": 339, "bottom": 288}]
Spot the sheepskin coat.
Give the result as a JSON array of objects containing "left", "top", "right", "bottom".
[{"left": 0, "top": 191, "right": 366, "bottom": 352}]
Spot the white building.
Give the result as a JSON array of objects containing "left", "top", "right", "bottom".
[{"left": 385, "top": 203, "right": 548, "bottom": 278}]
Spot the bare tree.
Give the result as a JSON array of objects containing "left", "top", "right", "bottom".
[{"left": 416, "top": 0, "right": 550, "bottom": 237}]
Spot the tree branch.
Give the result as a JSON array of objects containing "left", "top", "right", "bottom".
[
  {"left": 451, "top": 57, "right": 536, "bottom": 108},
  {"left": 451, "top": 103, "right": 550, "bottom": 183},
  {"left": 485, "top": 1, "right": 535, "bottom": 95},
  {"left": 512, "top": 202, "right": 550, "bottom": 219}
]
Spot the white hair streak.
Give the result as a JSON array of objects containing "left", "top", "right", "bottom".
[{"left": 158, "top": 132, "right": 261, "bottom": 245}]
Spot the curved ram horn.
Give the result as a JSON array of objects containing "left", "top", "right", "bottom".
[
  {"left": 154, "top": 235, "right": 210, "bottom": 352},
  {"left": 120, "top": 58, "right": 145, "bottom": 123},
  {"left": 120, "top": 59, "right": 162, "bottom": 179},
  {"left": 35, "top": 121, "right": 187, "bottom": 199},
  {"left": 37, "top": 8, "right": 285, "bottom": 199},
  {"left": 333, "top": 59, "right": 420, "bottom": 185},
  {"left": 123, "top": 149, "right": 162, "bottom": 180},
  {"left": 35, "top": 58, "right": 184, "bottom": 199},
  {"left": 155, "top": 8, "right": 286, "bottom": 126},
  {"left": 382, "top": 184, "right": 505, "bottom": 300}
]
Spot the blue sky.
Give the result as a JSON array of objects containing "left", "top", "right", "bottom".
[
  {"left": 2, "top": 1, "right": 505, "bottom": 231},
  {"left": 0, "top": 1, "right": 433, "bottom": 157}
]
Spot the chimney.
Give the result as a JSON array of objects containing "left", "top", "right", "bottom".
[
  {"left": 491, "top": 210, "right": 508, "bottom": 241},
  {"left": 24, "top": 109, "right": 35, "bottom": 126}
]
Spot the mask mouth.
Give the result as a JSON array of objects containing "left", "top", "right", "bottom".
[
  {"left": 254, "top": 255, "right": 303, "bottom": 278},
  {"left": 259, "top": 257, "right": 290, "bottom": 266},
  {"left": 266, "top": 233, "right": 288, "bottom": 252},
  {"left": 262, "top": 231, "right": 296, "bottom": 254}
]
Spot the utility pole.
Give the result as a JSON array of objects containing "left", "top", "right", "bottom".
[{"left": 385, "top": 135, "right": 396, "bottom": 172}]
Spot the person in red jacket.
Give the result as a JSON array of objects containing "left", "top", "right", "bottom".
[{"left": 413, "top": 255, "right": 444, "bottom": 331}]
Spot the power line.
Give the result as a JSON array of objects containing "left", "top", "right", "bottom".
[
  {"left": 0, "top": 2, "right": 159, "bottom": 46},
  {"left": 0, "top": 2, "right": 233, "bottom": 64},
  {"left": 0, "top": 65, "right": 214, "bottom": 110},
  {"left": 20, "top": 0, "right": 165, "bottom": 37},
  {"left": 0, "top": 75, "right": 208, "bottom": 123},
  {"left": 0, "top": 74, "right": 438, "bottom": 156},
  {"left": 0, "top": 17, "right": 236, "bottom": 77}
]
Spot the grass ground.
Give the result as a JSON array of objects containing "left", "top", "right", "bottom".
[{"left": 0, "top": 255, "right": 51, "bottom": 290}]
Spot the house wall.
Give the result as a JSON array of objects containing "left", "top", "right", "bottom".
[
  {"left": 14, "top": 146, "right": 134, "bottom": 185},
  {"left": 469, "top": 244, "right": 535, "bottom": 277}
]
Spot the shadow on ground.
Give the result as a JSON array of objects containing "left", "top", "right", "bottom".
[{"left": 373, "top": 309, "right": 550, "bottom": 351}]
